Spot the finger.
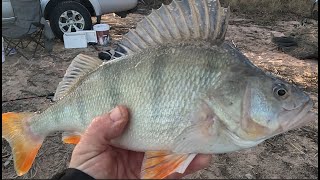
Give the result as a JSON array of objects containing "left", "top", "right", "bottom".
[
  {"left": 166, "top": 154, "right": 212, "bottom": 179},
  {"left": 184, "top": 154, "right": 212, "bottom": 174},
  {"left": 79, "top": 105, "right": 129, "bottom": 148}
]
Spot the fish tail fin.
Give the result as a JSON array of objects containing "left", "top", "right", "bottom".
[{"left": 2, "top": 112, "right": 44, "bottom": 176}]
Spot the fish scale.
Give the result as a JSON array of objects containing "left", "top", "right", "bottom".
[
  {"left": 2, "top": 0, "right": 315, "bottom": 178},
  {"left": 28, "top": 46, "right": 213, "bottom": 138}
]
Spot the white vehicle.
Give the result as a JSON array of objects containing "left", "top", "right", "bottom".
[{"left": 2, "top": 0, "right": 138, "bottom": 40}]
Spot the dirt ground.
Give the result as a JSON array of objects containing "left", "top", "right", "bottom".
[{"left": 2, "top": 8, "right": 318, "bottom": 179}]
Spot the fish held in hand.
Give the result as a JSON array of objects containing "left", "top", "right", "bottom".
[{"left": 2, "top": 0, "right": 316, "bottom": 178}]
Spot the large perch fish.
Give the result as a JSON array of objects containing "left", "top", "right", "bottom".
[{"left": 2, "top": 0, "right": 316, "bottom": 179}]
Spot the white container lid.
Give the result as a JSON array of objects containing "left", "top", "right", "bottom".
[
  {"left": 63, "top": 32, "right": 87, "bottom": 49},
  {"left": 93, "top": 24, "right": 110, "bottom": 31}
]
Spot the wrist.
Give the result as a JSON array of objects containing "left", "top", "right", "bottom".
[{"left": 51, "top": 168, "right": 95, "bottom": 180}]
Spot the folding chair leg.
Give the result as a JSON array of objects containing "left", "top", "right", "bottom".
[
  {"left": 32, "top": 28, "right": 44, "bottom": 58},
  {"left": 4, "top": 43, "right": 12, "bottom": 56},
  {"left": 32, "top": 28, "right": 45, "bottom": 48},
  {"left": 3, "top": 25, "right": 45, "bottom": 60},
  {"left": 4, "top": 38, "right": 19, "bottom": 56},
  {"left": 4, "top": 37, "right": 30, "bottom": 60},
  {"left": 16, "top": 50, "right": 29, "bottom": 60},
  {"left": 22, "top": 38, "right": 31, "bottom": 48}
]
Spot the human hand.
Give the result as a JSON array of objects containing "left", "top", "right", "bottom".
[{"left": 69, "top": 105, "right": 212, "bottom": 179}]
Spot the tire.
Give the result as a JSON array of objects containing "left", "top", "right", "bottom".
[
  {"left": 49, "top": 1, "right": 92, "bottom": 40},
  {"left": 115, "top": 11, "right": 129, "bottom": 18}
]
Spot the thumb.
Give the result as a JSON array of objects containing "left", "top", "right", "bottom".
[{"left": 79, "top": 105, "right": 129, "bottom": 148}]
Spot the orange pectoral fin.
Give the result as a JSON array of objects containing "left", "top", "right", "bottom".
[
  {"left": 62, "top": 132, "right": 82, "bottom": 144},
  {"left": 141, "top": 151, "right": 196, "bottom": 179},
  {"left": 2, "top": 112, "right": 44, "bottom": 176}
]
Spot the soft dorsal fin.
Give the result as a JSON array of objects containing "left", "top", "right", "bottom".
[
  {"left": 118, "top": 0, "right": 230, "bottom": 55},
  {"left": 53, "top": 54, "right": 103, "bottom": 101}
]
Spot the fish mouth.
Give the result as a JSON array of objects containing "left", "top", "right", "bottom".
[
  {"left": 252, "top": 100, "right": 316, "bottom": 141},
  {"left": 240, "top": 83, "right": 316, "bottom": 141},
  {"left": 277, "top": 99, "right": 316, "bottom": 133}
]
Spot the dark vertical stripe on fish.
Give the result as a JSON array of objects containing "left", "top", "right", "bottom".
[
  {"left": 150, "top": 53, "right": 168, "bottom": 119},
  {"left": 76, "top": 88, "right": 86, "bottom": 126},
  {"left": 53, "top": 105, "right": 61, "bottom": 125},
  {"left": 108, "top": 65, "right": 121, "bottom": 108}
]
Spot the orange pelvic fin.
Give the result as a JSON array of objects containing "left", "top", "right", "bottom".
[
  {"left": 141, "top": 151, "right": 196, "bottom": 179},
  {"left": 62, "top": 132, "right": 82, "bottom": 144},
  {"left": 2, "top": 112, "right": 44, "bottom": 176}
]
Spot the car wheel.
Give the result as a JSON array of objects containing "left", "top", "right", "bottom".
[{"left": 49, "top": 1, "right": 92, "bottom": 40}]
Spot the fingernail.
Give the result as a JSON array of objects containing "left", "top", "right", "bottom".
[{"left": 110, "top": 106, "right": 122, "bottom": 122}]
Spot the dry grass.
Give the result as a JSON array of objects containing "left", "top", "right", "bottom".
[
  {"left": 141, "top": 0, "right": 315, "bottom": 24},
  {"left": 222, "top": 0, "right": 312, "bottom": 14}
]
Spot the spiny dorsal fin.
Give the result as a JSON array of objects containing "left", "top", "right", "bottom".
[
  {"left": 118, "top": 0, "right": 230, "bottom": 55},
  {"left": 53, "top": 54, "right": 103, "bottom": 101}
]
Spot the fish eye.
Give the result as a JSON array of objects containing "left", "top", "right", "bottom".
[
  {"left": 273, "top": 84, "right": 288, "bottom": 99},
  {"left": 277, "top": 88, "right": 286, "bottom": 96}
]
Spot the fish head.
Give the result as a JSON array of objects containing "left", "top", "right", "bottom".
[{"left": 238, "top": 74, "right": 316, "bottom": 141}]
